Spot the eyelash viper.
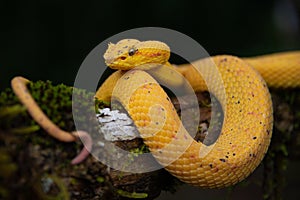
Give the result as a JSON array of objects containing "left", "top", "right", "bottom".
[
  {"left": 10, "top": 39, "right": 299, "bottom": 189},
  {"left": 95, "top": 39, "right": 300, "bottom": 188}
]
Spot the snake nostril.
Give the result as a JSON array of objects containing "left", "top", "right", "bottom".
[{"left": 120, "top": 56, "right": 126, "bottom": 60}]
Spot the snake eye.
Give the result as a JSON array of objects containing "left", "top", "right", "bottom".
[{"left": 128, "top": 48, "right": 137, "bottom": 56}]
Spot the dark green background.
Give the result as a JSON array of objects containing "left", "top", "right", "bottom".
[
  {"left": 0, "top": 0, "right": 299, "bottom": 199},
  {"left": 1, "top": 0, "right": 299, "bottom": 90}
]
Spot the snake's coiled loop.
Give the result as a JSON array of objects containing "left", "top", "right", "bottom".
[{"left": 93, "top": 39, "right": 288, "bottom": 188}]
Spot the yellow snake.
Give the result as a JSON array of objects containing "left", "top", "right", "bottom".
[{"left": 95, "top": 39, "right": 300, "bottom": 188}]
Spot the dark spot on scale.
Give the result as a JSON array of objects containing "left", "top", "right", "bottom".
[
  {"left": 148, "top": 91, "right": 150, "bottom": 93},
  {"left": 239, "top": 109, "right": 242, "bottom": 112},
  {"left": 259, "top": 122, "right": 262, "bottom": 124},
  {"left": 199, "top": 164, "right": 203, "bottom": 167},
  {"left": 267, "top": 130, "right": 270, "bottom": 135},
  {"left": 220, "top": 158, "right": 226, "bottom": 162},
  {"left": 232, "top": 95, "right": 235, "bottom": 98},
  {"left": 155, "top": 122, "right": 159, "bottom": 125},
  {"left": 166, "top": 97, "right": 170, "bottom": 101},
  {"left": 124, "top": 76, "right": 130, "bottom": 80},
  {"left": 249, "top": 154, "right": 252, "bottom": 157},
  {"left": 225, "top": 156, "right": 229, "bottom": 158},
  {"left": 253, "top": 154, "right": 256, "bottom": 157},
  {"left": 158, "top": 150, "right": 162, "bottom": 154},
  {"left": 253, "top": 136, "right": 257, "bottom": 140},
  {"left": 233, "top": 153, "right": 236, "bottom": 156},
  {"left": 227, "top": 152, "right": 230, "bottom": 154},
  {"left": 123, "top": 45, "right": 128, "bottom": 48},
  {"left": 209, "top": 164, "right": 213, "bottom": 168},
  {"left": 220, "top": 58, "right": 227, "bottom": 62}
]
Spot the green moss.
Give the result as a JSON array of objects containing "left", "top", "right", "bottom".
[
  {"left": 0, "top": 105, "right": 26, "bottom": 118},
  {"left": 10, "top": 125, "right": 40, "bottom": 134},
  {"left": 96, "top": 176, "right": 105, "bottom": 183},
  {"left": 130, "top": 144, "right": 150, "bottom": 155},
  {"left": 0, "top": 80, "right": 104, "bottom": 136},
  {"left": 116, "top": 189, "right": 148, "bottom": 199},
  {"left": 95, "top": 98, "right": 110, "bottom": 112},
  {"left": 125, "top": 145, "right": 150, "bottom": 164},
  {"left": 0, "top": 80, "right": 114, "bottom": 198}
]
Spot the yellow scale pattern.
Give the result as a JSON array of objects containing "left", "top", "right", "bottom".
[{"left": 96, "top": 39, "right": 299, "bottom": 188}]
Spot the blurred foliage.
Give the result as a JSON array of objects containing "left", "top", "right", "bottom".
[{"left": 0, "top": 0, "right": 299, "bottom": 90}]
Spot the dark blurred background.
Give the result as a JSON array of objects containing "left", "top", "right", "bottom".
[
  {"left": 0, "top": 0, "right": 299, "bottom": 199},
  {"left": 1, "top": 0, "right": 299, "bottom": 90}
]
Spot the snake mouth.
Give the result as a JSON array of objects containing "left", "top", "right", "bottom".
[{"left": 104, "top": 56, "right": 114, "bottom": 64}]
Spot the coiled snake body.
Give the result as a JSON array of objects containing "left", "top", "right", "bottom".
[
  {"left": 11, "top": 39, "right": 299, "bottom": 189},
  {"left": 96, "top": 39, "right": 300, "bottom": 188}
]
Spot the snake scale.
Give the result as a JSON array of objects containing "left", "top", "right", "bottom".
[
  {"left": 95, "top": 39, "right": 300, "bottom": 188},
  {"left": 10, "top": 38, "right": 299, "bottom": 189}
]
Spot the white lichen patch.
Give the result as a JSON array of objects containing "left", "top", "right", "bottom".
[{"left": 97, "top": 108, "right": 139, "bottom": 141}]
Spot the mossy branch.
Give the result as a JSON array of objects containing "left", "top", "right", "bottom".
[
  {"left": 0, "top": 80, "right": 299, "bottom": 200},
  {"left": 0, "top": 80, "right": 174, "bottom": 200}
]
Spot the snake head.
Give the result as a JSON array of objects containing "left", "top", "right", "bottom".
[{"left": 103, "top": 39, "right": 171, "bottom": 70}]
